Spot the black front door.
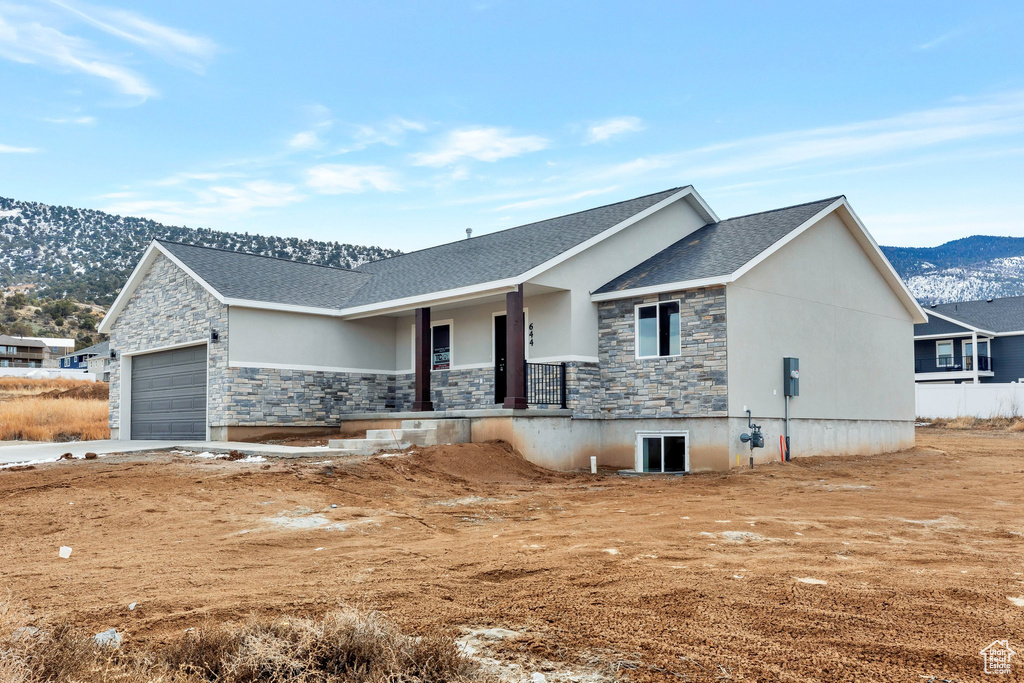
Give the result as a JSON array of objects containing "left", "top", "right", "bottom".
[{"left": 494, "top": 314, "right": 507, "bottom": 404}]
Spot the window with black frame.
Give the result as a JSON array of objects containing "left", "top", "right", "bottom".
[{"left": 636, "top": 301, "right": 681, "bottom": 358}]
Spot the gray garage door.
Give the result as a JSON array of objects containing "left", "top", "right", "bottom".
[{"left": 130, "top": 345, "right": 207, "bottom": 440}]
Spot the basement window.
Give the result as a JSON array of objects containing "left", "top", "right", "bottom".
[
  {"left": 636, "top": 301, "right": 681, "bottom": 358},
  {"left": 635, "top": 432, "right": 689, "bottom": 473}
]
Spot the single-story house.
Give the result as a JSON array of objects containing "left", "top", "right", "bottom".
[
  {"left": 914, "top": 295, "right": 1024, "bottom": 384},
  {"left": 99, "top": 187, "right": 925, "bottom": 471}
]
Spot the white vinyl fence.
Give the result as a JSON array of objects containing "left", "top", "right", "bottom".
[
  {"left": 916, "top": 383, "right": 1024, "bottom": 419},
  {"left": 0, "top": 367, "right": 96, "bottom": 381}
]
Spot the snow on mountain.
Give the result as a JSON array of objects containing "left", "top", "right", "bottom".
[{"left": 0, "top": 196, "right": 400, "bottom": 305}]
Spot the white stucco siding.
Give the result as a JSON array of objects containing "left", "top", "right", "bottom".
[
  {"left": 392, "top": 291, "right": 572, "bottom": 372},
  {"left": 228, "top": 307, "right": 397, "bottom": 372},
  {"left": 529, "top": 199, "right": 708, "bottom": 358},
  {"left": 726, "top": 212, "right": 915, "bottom": 421}
]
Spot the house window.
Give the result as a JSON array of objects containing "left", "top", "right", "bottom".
[
  {"left": 936, "top": 340, "right": 954, "bottom": 367},
  {"left": 431, "top": 323, "right": 451, "bottom": 370},
  {"left": 635, "top": 432, "right": 689, "bottom": 473},
  {"left": 636, "top": 301, "right": 681, "bottom": 358}
]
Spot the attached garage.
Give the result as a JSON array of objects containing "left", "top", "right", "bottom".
[{"left": 130, "top": 345, "right": 207, "bottom": 440}]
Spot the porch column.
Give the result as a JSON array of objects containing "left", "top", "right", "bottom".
[
  {"left": 503, "top": 284, "right": 528, "bottom": 409},
  {"left": 413, "top": 307, "right": 433, "bottom": 411},
  {"left": 971, "top": 330, "right": 979, "bottom": 384}
]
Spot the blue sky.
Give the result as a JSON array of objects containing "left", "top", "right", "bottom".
[{"left": 1, "top": 1, "right": 1022, "bottom": 251}]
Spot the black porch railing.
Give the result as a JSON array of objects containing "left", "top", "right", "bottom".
[
  {"left": 915, "top": 355, "right": 993, "bottom": 373},
  {"left": 525, "top": 361, "right": 567, "bottom": 409}
]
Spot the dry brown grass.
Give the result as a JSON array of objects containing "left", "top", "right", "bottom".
[
  {"left": 0, "top": 377, "right": 101, "bottom": 401},
  {"left": 0, "top": 398, "right": 109, "bottom": 441},
  {"left": 0, "top": 599, "right": 483, "bottom": 683},
  {"left": 925, "top": 415, "right": 1024, "bottom": 432}
]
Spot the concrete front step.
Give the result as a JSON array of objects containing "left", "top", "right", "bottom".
[
  {"left": 327, "top": 418, "right": 472, "bottom": 456},
  {"left": 364, "top": 428, "right": 435, "bottom": 443}
]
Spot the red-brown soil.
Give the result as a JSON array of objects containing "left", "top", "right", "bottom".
[{"left": 1, "top": 430, "right": 1022, "bottom": 681}]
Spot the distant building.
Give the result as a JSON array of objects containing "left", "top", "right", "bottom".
[
  {"left": 914, "top": 295, "right": 1024, "bottom": 384},
  {"left": 59, "top": 340, "right": 110, "bottom": 380},
  {"left": 0, "top": 335, "right": 49, "bottom": 368}
]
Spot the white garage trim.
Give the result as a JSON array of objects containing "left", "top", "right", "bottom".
[{"left": 119, "top": 339, "right": 209, "bottom": 441}]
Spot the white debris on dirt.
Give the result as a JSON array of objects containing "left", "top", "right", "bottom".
[
  {"left": 239, "top": 455, "right": 266, "bottom": 463},
  {"left": 1008, "top": 596, "right": 1024, "bottom": 607},
  {"left": 266, "top": 507, "right": 347, "bottom": 531},
  {"left": 128, "top": 602, "right": 137, "bottom": 611},
  {"left": 58, "top": 546, "right": 72, "bottom": 559},
  {"left": 719, "top": 531, "right": 769, "bottom": 543},
  {"left": 795, "top": 577, "right": 828, "bottom": 585},
  {"left": 434, "top": 496, "right": 503, "bottom": 507},
  {"left": 94, "top": 628, "right": 122, "bottom": 648},
  {"left": 602, "top": 548, "right": 619, "bottom": 555},
  {"left": 186, "top": 451, "right": 226, "bottom": 459},
  {"left": 458, "top": 627, "right": 615, "bottom": 682}
]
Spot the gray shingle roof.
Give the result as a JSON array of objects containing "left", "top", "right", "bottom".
[
  {"left": 913, "top": 314, "right": 972, "bottom": 336},
  {"left": 0, "top": 335, "right": 46, "bottom": 348},
  {"left": 917, "top": 296, "right": 1024, "bottom": 334},
  {"left": 156, "top": 188, "right": 687, "bottom": 311},
  {"left": 345, "top": 187, "right": 686, "bottom": 307},
  {"left": 63, "top": 339, "right": 109, "bottom": 358},
  {"left": 157, "top": 240, "right": 372, "bottom": 310},
  {"left": 593, "top": 196, "right": 841, "bottom": 295}
]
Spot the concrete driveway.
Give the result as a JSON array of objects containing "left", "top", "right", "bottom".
[
  {"left": 0, "top": 440, "right": 179, "bottom": 466},
  {"left": 0, "top": 440, "right": 348, "bottom": 467}
]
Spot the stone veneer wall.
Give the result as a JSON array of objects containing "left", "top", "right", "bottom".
[
  {"left": 109, "top": 254, "right": 229, "bottom": 433},
  {"left": 591, "top": 286, "right": 728, "bottom": 417},
  {"left": 391, "top": 367, "right": 495, "bottom": 411}
]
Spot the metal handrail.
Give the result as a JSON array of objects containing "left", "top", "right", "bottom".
[{"left": 525, "top": 361, "right": 567, "bottom": 408}]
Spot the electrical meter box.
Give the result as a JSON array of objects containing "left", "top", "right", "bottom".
[{"left": 784, "top": 357, "right": 800, "bottom": 397}]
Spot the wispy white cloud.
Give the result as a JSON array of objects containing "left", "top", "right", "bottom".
[
  {"left": 578, "top": 91, "right": 1024, "bottom": 184},
  {"left": 495, "top": 186, "right": 619, "bottom": 211},
  {"left": 48, "top": 0, "right": 218, "bottom": 72},
  {"left": 288, "top": 130, "right": 322, "bottom": 150},
  {"left": 102, "top": 180, "right": 304, "bottom": 224},
  {"left": 0, "top": 142, "right": 38, "bottom": 153},
  {"left": 0, "top": 9, "right": 157, "bottom": 98},
  {"left": 585, "top": 116, "right": 644, "bottom": 144},
  {"left": 916, "top": 30, "right": 961, "bottom": 51},
  {"left": 152, "top": 170, "right": 247, "bottom": 186},
  {"left": 340, "top": 117, "right": 427, "bottom": 153},
  {"left": 0, "top": 1, "right": 216, "bottom": 100},
  {"left": 412, "top": 126, "right": 548, "bottom": 166},
  {"left": 45, "top": 115, "right": 95, "bottom": 124},
  {"left": 306, "top": 164, "right": 401, "bottom": 193}
]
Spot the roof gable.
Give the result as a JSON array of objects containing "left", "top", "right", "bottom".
[{"left": 593, "top": 197, "right": 840, "bottom": 295}]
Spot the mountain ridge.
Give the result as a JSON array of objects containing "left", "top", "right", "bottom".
[{"left": 1, "top": 195, "right": 1022, "bottom": 307}]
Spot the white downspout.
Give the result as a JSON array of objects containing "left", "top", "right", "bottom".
[{"left": 972, "top": 330, "right": 979, "bottom": 385}]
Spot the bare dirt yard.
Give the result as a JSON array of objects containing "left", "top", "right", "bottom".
[{"left": 1, "top": 428, "right": 1022, "bottom": 681}]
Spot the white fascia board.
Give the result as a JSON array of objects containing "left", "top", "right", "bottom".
[
  {"left": 921, "top": 309, "right": 996, "bottom": 335},
  {"left": 341, "top": 282, "right": 520, "bottom": 319},
  {"left": 832, "top": 201, "right": 929, "bottom": 324},
  {"left": 914, "top": 331, "right": 974, "bottom": 340},
  {"left": 223, "top": 299, "right": 348, "bottom": 318},
  {"left": 590, "top": 275, "right": 731, "bottom": 302},
  {"left": 98, "top": 242, "right": 158, "bottom": 334},
  {"left": 99, "top": 241, "right": 228, "bottom": 334}
]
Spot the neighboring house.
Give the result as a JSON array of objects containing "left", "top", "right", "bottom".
[
  {"left": 914, "top": 295, "right": 1024, "bottom": 384},
  {"left": 99, "top": 187, "right": 925, "bottom": 471},
  {"left": 59, "top": 340, "right": 110, "bottom": 379},
  {"left": 25, "top": 337, "right": 75, "bottom": 367},
  {"left": 0, "top": 335, "right": 48, "bottom": 368}
]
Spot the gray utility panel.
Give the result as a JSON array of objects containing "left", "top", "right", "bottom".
[{"left": 130, "top": 345, "right": 207, "bottom": 440}]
